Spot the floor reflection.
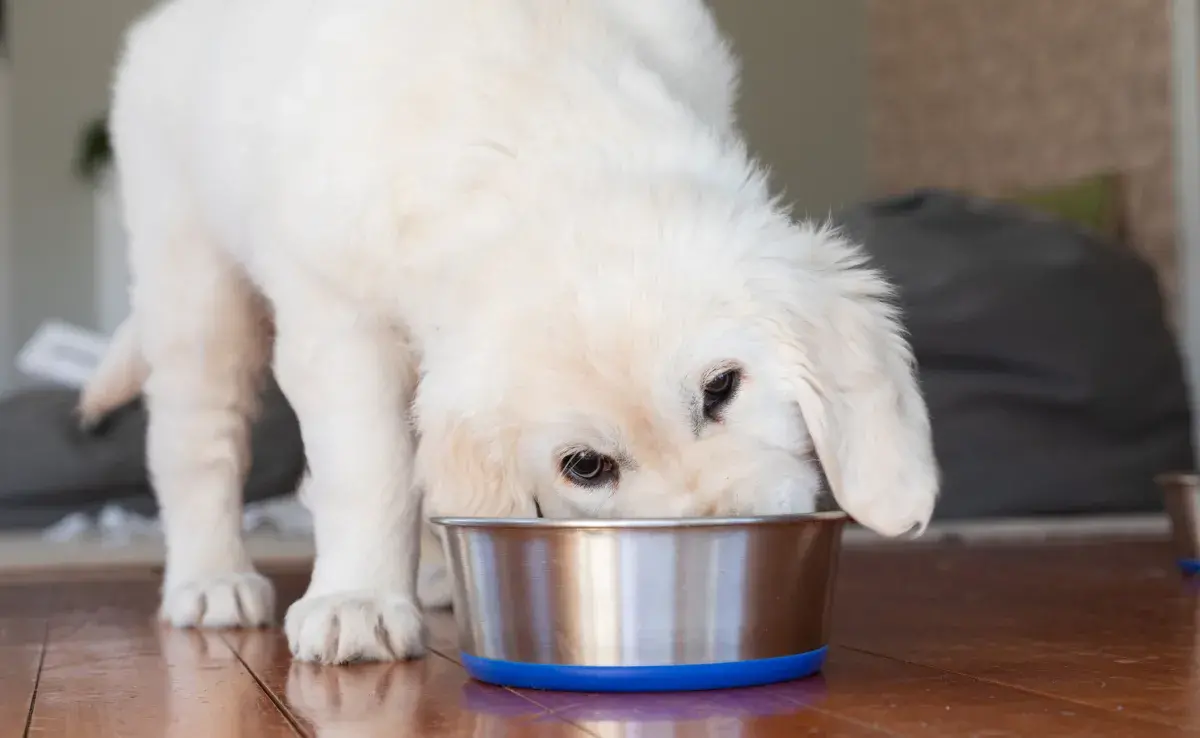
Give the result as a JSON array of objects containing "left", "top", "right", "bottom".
[
  {"left": 154, "top": 617, "right": 834, "bottom": 738},
  {"left": 286, "top": 654, "right": 582, "bottom": 737},
  {"left": 158, "top": 627, "right": 286, "bottom": 738},
  {"left": 287, "top": 660, "right": 422, "bottom": 737},
  {"left": 463, "top": 677, "right": 829, "bottom": 738}
]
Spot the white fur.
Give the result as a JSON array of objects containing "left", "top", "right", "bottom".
[{"left": 95, "top": 0, "right": 938, "bottom": 664}]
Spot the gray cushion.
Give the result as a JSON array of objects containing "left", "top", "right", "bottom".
[
  {"left": 0, "top": 376, "right": 305, "bottom": 530},
  {"left": 835, "top": 189, "right": 1194, "bottom": 519}
]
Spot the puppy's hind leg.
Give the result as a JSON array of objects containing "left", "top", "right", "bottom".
[{"left": 137, "top": 223, "right": 274, "bottom": 628}]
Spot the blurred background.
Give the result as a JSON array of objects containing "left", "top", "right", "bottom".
[{"left": 0, "top": 0, "right": 1197, "bottom": 566}]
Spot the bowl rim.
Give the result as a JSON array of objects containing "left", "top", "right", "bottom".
[
  {"left": 429, "top": 510, "right": 850, "bottom": 530},
  {"left": 1156, "top": 471, "right": 1200, "bottom": 487}
]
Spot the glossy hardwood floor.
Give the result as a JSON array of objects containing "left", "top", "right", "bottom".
[{"left": 4, "top": 538, "right": 1198, "bottom": 736}]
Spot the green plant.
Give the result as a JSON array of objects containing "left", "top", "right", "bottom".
[{"left": 75, "top": 115, "right": 112, "bottom": 185}]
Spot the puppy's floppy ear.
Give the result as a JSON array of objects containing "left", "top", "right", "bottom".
[
  {"left": 764, "top": 225, "right": 938, "bottom": 536},
  {"left": 415, "top": 416, "right": 539, "bottom": 520}
]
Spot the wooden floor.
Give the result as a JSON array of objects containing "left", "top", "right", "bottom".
[{"left": 4, "top": 538, "right": 1199, "bottom": 736}]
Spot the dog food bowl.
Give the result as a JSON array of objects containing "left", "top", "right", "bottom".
[
  {"left": 431, "top": 511, "right": 847, "bottom": 692},
  {"left": 1159, "top": 473, "right": 1200, "bottom": 574}
]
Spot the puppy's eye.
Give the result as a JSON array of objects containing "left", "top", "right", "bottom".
[
  {"left": 560, "top": 450, "right": 619, "bottom": 487},
  {"left": 703, "top": 367, "right": 741, "bottom": 420}
]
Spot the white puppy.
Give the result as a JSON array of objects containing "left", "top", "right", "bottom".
[{"left": 81, "top": 0, "right": 938, "bottom": 664}]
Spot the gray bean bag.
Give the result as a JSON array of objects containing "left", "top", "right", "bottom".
[
  {"left": 834, "top": 190, "right": 1194, "bottom": 519},
  {"left": 0, "top": 376, "right": 305, "bottom": 530}
]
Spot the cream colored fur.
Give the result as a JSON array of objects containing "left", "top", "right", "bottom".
[
  {"left": 78, "top": 316, "right": 148, "bottom": 429},
  {"left": 85, "top": 0, "right": 939, "bottom": 664}
]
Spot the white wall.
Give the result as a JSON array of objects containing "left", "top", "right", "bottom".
[
  {"left": 7, "top": 0, "right": 156, "bottom": 389},
  {"left": 708, "top": 0, "right": 869, "bottom": 217},
  {"left": 94, "top": 175, "right": 130, "bottom": 335},
  {"left": 0, "top": 63, "right": 13, "bottom": 394},
  {"left": 1173, "top": 0, "right": 1200, "bottom": 453}
]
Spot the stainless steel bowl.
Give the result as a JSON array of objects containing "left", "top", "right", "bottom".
[
  {"left": 1158, "top": 472, "right": 1200, "bottom": 570},
  {"left": 431, "top": 512, "right": 847, "bottom": 692}
]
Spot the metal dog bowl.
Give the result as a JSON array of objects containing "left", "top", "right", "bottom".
[
  {"left": 1159, "top": 472, "right": 1200, "bottom": 574},
  {"left": 431, "top": 511, "right": 847, "bottom": 692}
]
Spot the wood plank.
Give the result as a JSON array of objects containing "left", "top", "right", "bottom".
[
  {"left": 8, "top": 540, "right": 1200, "bottom": 736},
  {"left": 834, "top": 541, "right": 1200, "bottom": 730},
  {"left": 19, "top": 578, "right": 298, "bottom": 738},
  {"left": 815, "top": 647, "right": 1194, "bottom": 737},
  {"left": 0, "top": 581, "right": 53, "bottom": 649},
  {"left": 0, "top": 644, "right": 43, "bottom": 738},
  {"left": 497, "top": 646, "right": 1182, "bottom": 737},
  {"left": 224, "top": 628, "right": 592, "bottom": 737}
]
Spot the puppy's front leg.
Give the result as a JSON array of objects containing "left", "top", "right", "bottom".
[{"left": 272, "top": 283, "right": 423, "bottom": 664}]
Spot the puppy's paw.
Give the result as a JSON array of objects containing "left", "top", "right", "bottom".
[
  {"left": 160, "top": 572, "right": 276, "bottom": 628},
  {"left": 285, "top": 592, "right": 426, "bottom": 664},
  {"left": 845, "top": 483, "right": 936, "bottom": 538},
  {"left": 417, "top": 563, "right": 454, "bottom": 611}
]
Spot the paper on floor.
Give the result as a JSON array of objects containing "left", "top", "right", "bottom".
[
  {"left": 40, "top": 494, "right": 315, "bottom": 544},
  {"left": 16, "top": 320, "right": 111, "bottom": 388}
]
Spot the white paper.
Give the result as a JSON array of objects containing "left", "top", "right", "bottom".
[{"left": 15, "top": 320, "right": 110, "bottom": 388}]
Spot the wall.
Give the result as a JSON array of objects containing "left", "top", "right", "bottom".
[
  {"left": 95, "top": 175, "right": 130, "bottom": 335},
  {"left": 1171, "top": 0, "right": 1200, "bottom": 451},
  {"left": 0, "top": 63, "right": 12, "bottom": 393},
  {"left": 869, "top": 0, "right": 1176, "bottom": 312},
  {"left": 8, "top": 0, "right": 156, "bottom": 384},
  {"left": 709, "top": 0, "right": 869, "bottom": 219}
]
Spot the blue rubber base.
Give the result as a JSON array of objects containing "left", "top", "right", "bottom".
[
  {"left": 462, "top": 646, "right": 828, "bottom": 693},
  {"left": 1179, "top": 559, "right": 1200, "bottom": 575}
]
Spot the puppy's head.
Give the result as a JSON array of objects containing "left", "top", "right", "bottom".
[{"left": 415, "top": 186, "right": 937, "bottom": 535}]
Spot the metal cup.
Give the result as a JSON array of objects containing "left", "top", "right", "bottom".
[
  {"left": 1157, "top": 472, "right": 1200, "bottom": 570},
  {"left": 432, "top": 512, "right": 847, "bottom": 691}
]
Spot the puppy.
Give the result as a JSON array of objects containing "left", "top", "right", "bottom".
[{"left": 83, "top": 0, "right": 938, "bottom": 664}]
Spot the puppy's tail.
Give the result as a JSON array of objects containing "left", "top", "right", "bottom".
[{"left": 78, "top": 316, "right": 149, "bottom": 431}]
